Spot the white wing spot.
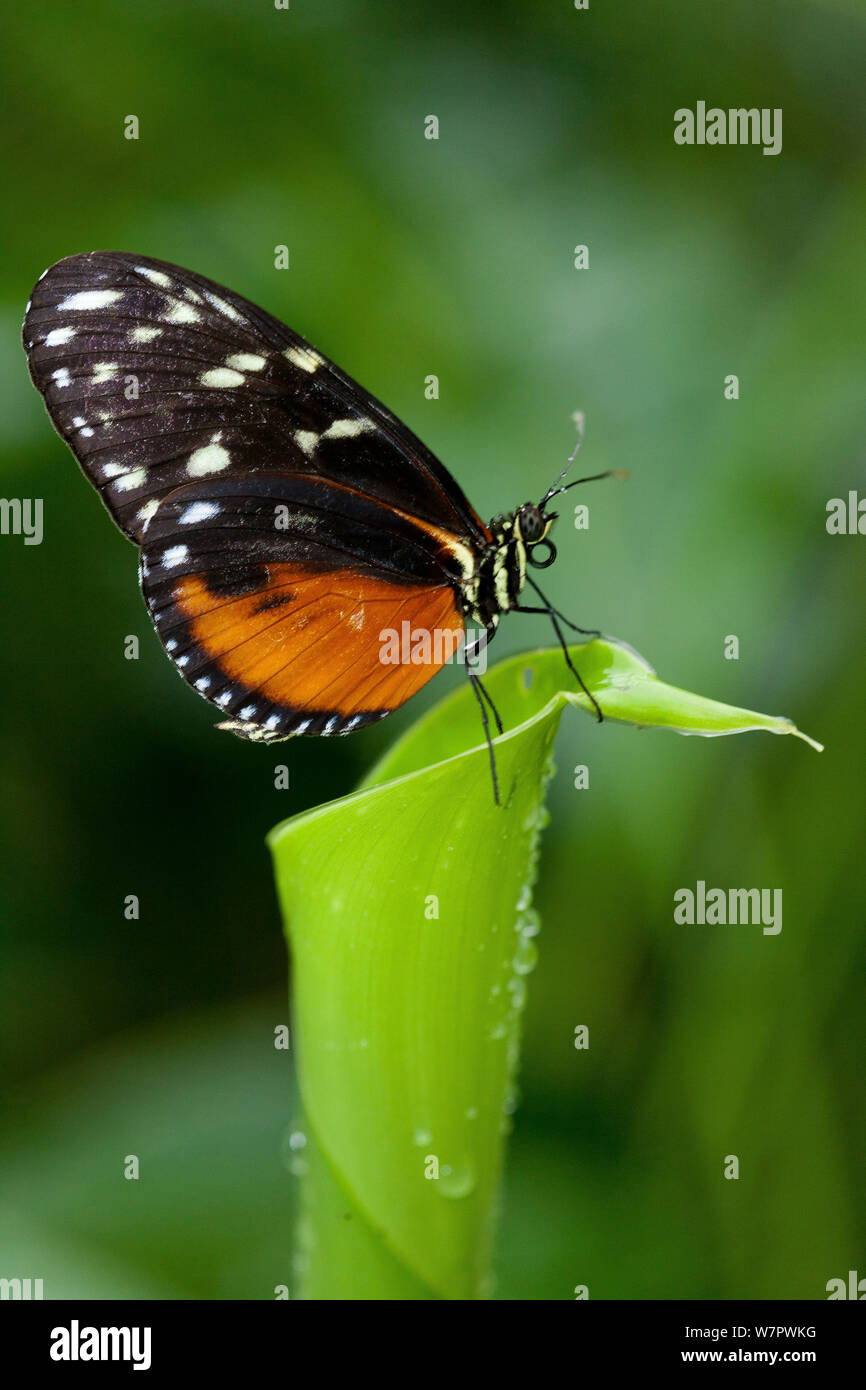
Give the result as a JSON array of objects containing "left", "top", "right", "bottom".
[
  {"left": 195, "top": 676, "right": 212, "bottom": 692},
  {"left": 205, "top": 291, "right": 245, "bottom": 323},
  {"left": 177, "top": 654, "right": 190, "bottom": 667},
  {"left": 294, "top": 429, "right": 318, "bottom": 457},
  {"left": 346, "top": 715, "right": 363, "bottom": 731},
  {"left": 165, "top": 302, "right": 200, "bottom": 325},
  {"left": 200, "top": 367, "right": 245, "bottom": 388},
  {"left": 265, "top": 714, "right": 282, "bottom": 731},
  {"left": 102, "top": 462, "right": 125, "bottom": 479},
  {"left": 138, "top": 499, "right": 159, "bottom": 526},
  {"left": 187, "top": 441, "right": 231, "bottom": 476},
  {"left": 45, "top": 326, "right": 76, "bottom": 346},
  {"left": 226, "top": 352, "right": 266, "bottom": 371},
  {"left": 239, "top": 705, "right": 258, "bottom": 720},
  {"left": 91, "top": 362, "right": 118, "bottom": 383},
  {"left": 58, "top": 289, "right": 122, "bottom": 310},
  {"left": 72, "top": 416, "right": 86, "bottom": 427},
  {"left": 130, "top": 326, "right": 162, "bottom": 344},
  {"left": 294, "top": 719, "right": 311, "bottom": 734},
  {"left": 284, "top": 345, "right": 323, "bottom": 373},
  {"left": 162, "top": 545, "right": 190, "bottom": 568},
  {"left": 114, "top": 466, "right": 147, "bottom": 492},
  {"left": 179, "top": 500, "right": 221, "bottom": 525},
  {"left": 323, "top": 417, "right": 374, "bottom": 440},
  {"left": 348, "top": 609, "right": 365, "bottom": 630},
  {"left": 215, "top": 691, "right": 233, "bottom": 708},
  {"left": 51, "top": 367, "right": 72, "bottom": 388},
  {"left": 135, "top": 266, "right": 171, "bottom": 287},
  {"left": 79, "top": 427, "right": 94, "bottom": 438},
  {"left": 166, "top": 638, "right": 178, "bottom": 652}
]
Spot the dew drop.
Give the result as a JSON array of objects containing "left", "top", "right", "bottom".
[
  {"left": 436, "top": 1161, "right": 476, "bottom": 1199},
  {"left": 512, "top": 935, "right": 538, "bottom": 976},
  {"left": 280, "top": 1127, "right": 309, "bottom": 1175},
  {"left": 519, "top": 908, "right": 540, "bottom": 939}
]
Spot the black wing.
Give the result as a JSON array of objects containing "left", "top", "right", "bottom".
[{"left": 22, "top": 251, "right": 491, "bottom": 547}]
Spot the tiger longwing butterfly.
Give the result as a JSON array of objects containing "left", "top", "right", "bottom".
[{"left": 23, "top": 252, "right": 614, "bottom": 802}]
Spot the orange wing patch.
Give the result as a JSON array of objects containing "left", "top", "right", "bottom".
[{"left": 173, "top": 563, "right": 465, "bottom": 718}]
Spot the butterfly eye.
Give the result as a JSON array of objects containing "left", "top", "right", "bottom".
[
  {"left": 518, "top": 504, "right": 545, "bottom": 542},
  {"left": 528, "top": 538, "right": 557, "bottom": 569}
]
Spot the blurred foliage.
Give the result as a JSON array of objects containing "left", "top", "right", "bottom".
[{"left": 0, "top": 0, "right": 864, "bottom": 1299}]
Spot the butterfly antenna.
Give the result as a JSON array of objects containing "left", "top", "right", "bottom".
[
  {"left": 541, "top": 411, "right": 585, "bottom": 505},
  {"left": 541, "top": 412, "right": 628, "bottom": 508}
]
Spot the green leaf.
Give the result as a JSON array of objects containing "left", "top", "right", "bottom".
[{"left": 268, "top": 639, "right": 820, "bottom": 1300}]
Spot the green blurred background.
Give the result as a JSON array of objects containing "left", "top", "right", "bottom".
[{"left": 1, "top": 0, "right": 864, "bottom": 1299}]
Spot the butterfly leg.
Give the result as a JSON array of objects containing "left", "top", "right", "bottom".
[
  {"left": 473, "top": 672, "right": 504, "bottom": 736},
  {"left": 515, "top": 578, "right": 603, "bottom": 722},
  {"left": 516, "top": 604, "right": 600, "bottom": 638},
  {"left": 523, "top": 575, "right": 602, "bottom": 637},
  {"left": 468, "top": 672, "right": 502, "bottom": 805}
]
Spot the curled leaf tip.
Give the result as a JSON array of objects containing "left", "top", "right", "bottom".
[{"left": 785, "top": 724, "right": 824, "bottom": 753}]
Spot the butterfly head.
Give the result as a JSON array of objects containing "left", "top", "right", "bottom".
[{"left": 515, "top": 501, "right": 558, "bottom": 569}]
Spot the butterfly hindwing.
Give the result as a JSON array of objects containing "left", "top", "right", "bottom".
[
  {"left": 139, "top": 473, "right": 466, "bottom": 740},
  {"left": 23, "top": 252, "right": 490, "bottom": 546}
]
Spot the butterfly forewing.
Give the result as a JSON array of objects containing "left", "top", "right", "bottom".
[{"left": 23, "top": 252, "right": 489, "bottom": 545}]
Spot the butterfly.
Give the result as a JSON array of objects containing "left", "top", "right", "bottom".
[{"left": 23, "top": 253, "right": 617, "bottom": 801}]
